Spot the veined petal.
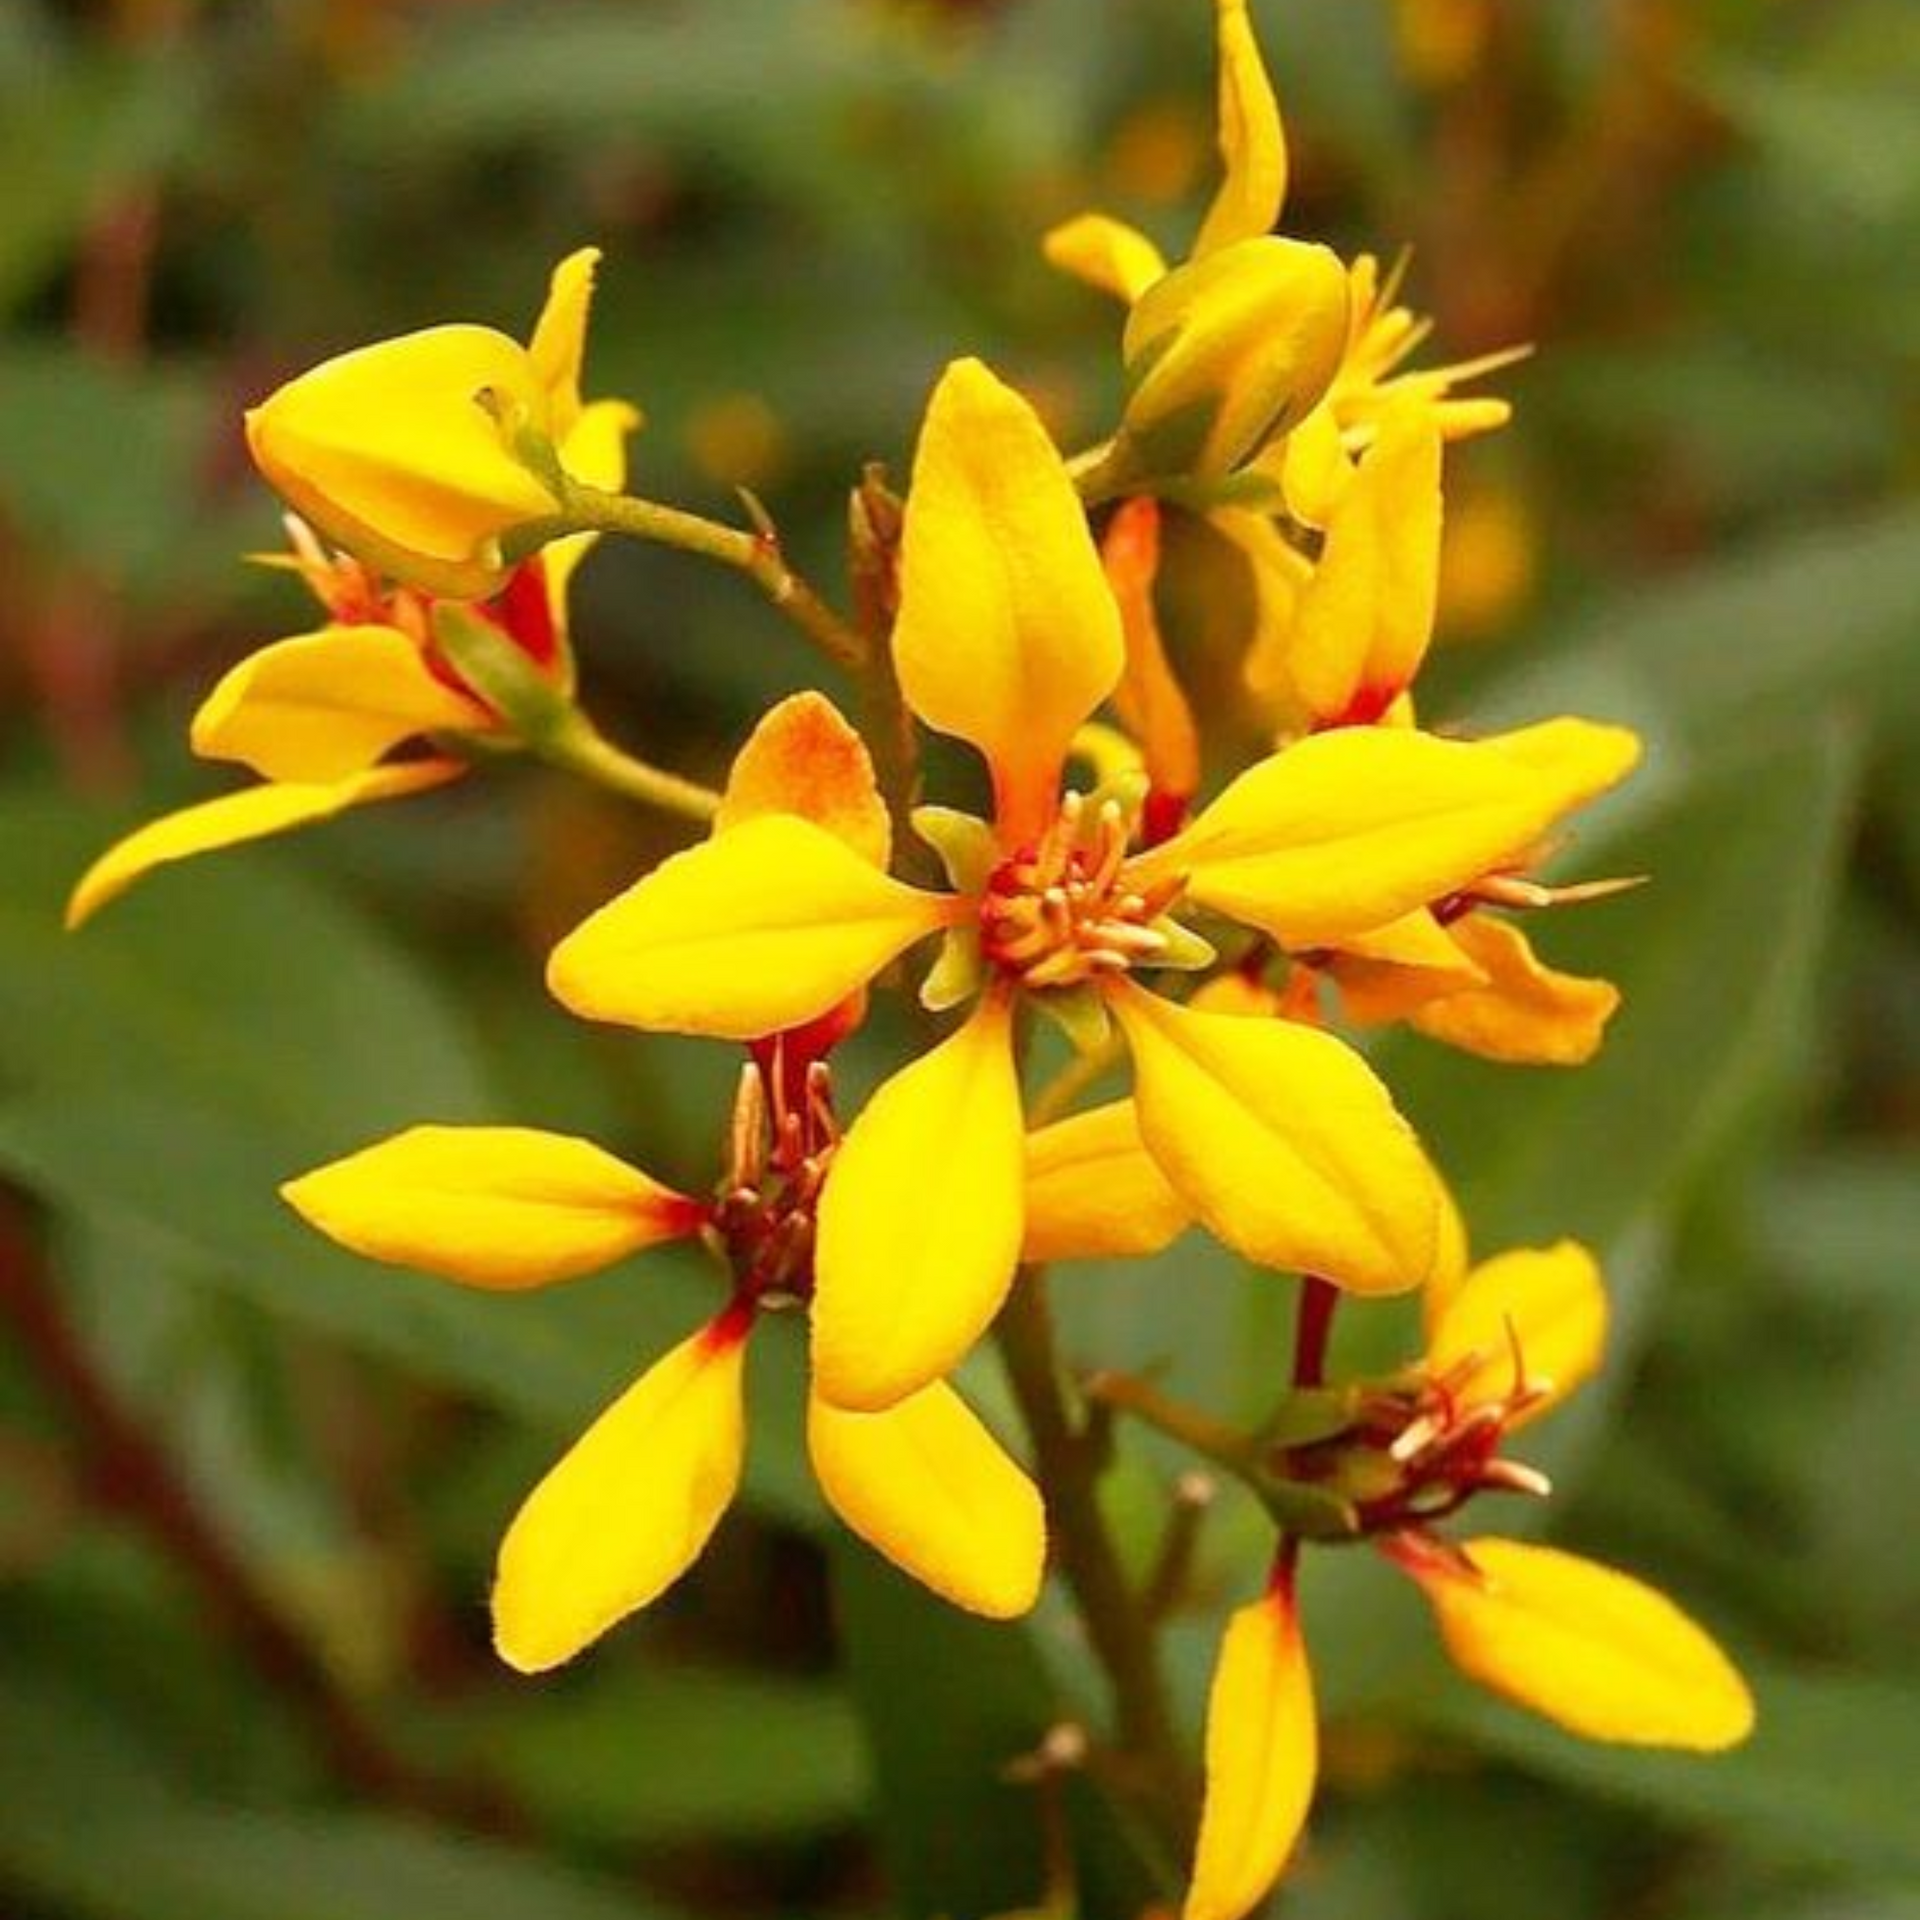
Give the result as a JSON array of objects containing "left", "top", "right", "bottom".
[
  {"left": 1111, "top": 983, "right": 1441, "bottom": 1294},
  {"left": 547, "top": 813, "right": 951, "bottom": 1041},
  {"left": 1042, "top": 213, "right": 1168, "bottom": 304},
  {"left": 812, "top": 997, "right": 1025, "bottom": 1410},
  {"left": 1265, "top": 406, "right": 1442, "bottom": 726},
  {"left": 527, "top": 245, "right": 600, "bottom": 434},
  {"left": 808, "top": 1379, "right": 1044, "bottom": 1619},
  {"left": 65, "top": 760, "right": 464, "bottom": 930},
  {"left": 1184, "top": 1586, "right": 1317, "bottom": 1920},
  {"left": 1408, "top": 913, "right": 1620, "bottom": 1065},
  {"left": 1023, "top": 1099, "right": 1192, "bottom": 1264},
  {"left": 893, "top": 359, "right": 1123, "bottom": 845},
  {"left": 716, "top": 692, "right": 890, "bottom": 868},
  {"left": 1194, "top": 0, "right": 1289, "bottom": 257},
  {"left": 1425, "top": 1240, "right": 1605, "bottom": 1426},
  {"left": 1133, "top": 723, "right": 1641, "bottom": 948},
  {"left": 1404, "top": 1538, "right": 1755, "bottom": 1750},
  {"left": 493, "top": 1317, "right": 749, "bottom": 1673},
  {"left": 282, "top": 1125, "right": 703, "bottom": 1290},
  {"left": 1103, "top": 498, "right": 1201, "bottom": 806},
  {"left": 190, "top": 625, "right": 489, "bottom": 784}
]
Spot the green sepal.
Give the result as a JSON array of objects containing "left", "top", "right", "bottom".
[
  {"left": 1031, "top": 983, "right": 1113, "bottom": 1055},
  {"left": 1148, "top": 916, "right": 1216, "bottom": 973},
  {"left": 913, "top": 805, "right": 1000, "bottom": 896},
  {"left": 429, "top": 601, "right": 573, "bottom": 747},
  {"left": 920, "top": 925, "right": 984, "bottom": 1014}
]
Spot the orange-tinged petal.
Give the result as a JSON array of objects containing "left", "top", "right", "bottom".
[
  {"left": 1103, "top": 499, "right": 1202, "bottom": 805},
  {"left": 65, "top": 760, "right": 464, "bottom": 929},
  {"left": 1406, "top": 1538, "right": 1755, "bottom": 1750},
  {"left": 547, "top": 813, "right": 951, "bottom": 1041},
  {"left": 1407, "top": 913, "right": 1621, "bottom": 1065},
  {"left": 1023, "top": 1099, "right": 1193, "bottom": 1264},
  {"left": 527, "top": 245, "right": 600, "bottom": 434},
  {"left": 493, "top": 1317, "right": 749, "bottom": 1673},
  {"left": 892, "top": 359, "right": 1123, "bottom": 845},
  {"left": 245, "top": 324, "right": 559, "bottom": 599},
  {"left": 1042, "top": 213, "right": 1168, "bottom": 304},
  {"left": 282, "top": 1124, "right": 703, "bottom": 1291},
  {"left": 1194, "top": 0, "right": 1289, "bottom": 257},
  {"left": 190, "top": 625, "right": 489, "bottom": 784},
  {"left": 1184, "top": 1586, "right": 1317, "bottom": 1920},
  {"left": 812, "top": 997, "right": 1024, "bottom": 1410},
  {"left": 716, "top": 691, "right": 890, "bottom": 868},
  {"left": 1110, "top": 983, "right": 1442, "bottom": 1294},
  {"left": 1253, "top": 406, "right": 1442, "bottom": 725},
  {"left": 1329, "top": 913, "right": 1490, "bottom": 1026},
  {"left": 808, "top": 1379, "right": 1044, "bottom": 1618},
  {"left": 1425, "top": 1240, "right": 1605, "bottom": 1425},
  {"left": 1133, "top": 723, "right": 1641, "bottom": 948}
]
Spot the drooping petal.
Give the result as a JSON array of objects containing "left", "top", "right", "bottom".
[
  {"left": 1022, "top": 1099, "right": 1192, "bottom": 1264},
  {"left": 1407, "top": 913, "right": 1621, "bottom": 1065},
  {"left": 1425, "top": 1240, "right": 1606, "bottom": 1427},
  {"left": 245, "top": 324, "right": 560, "bottom": 599},
  {"left": 527, "top": 245, "right": 601, "bottom": 434},
  {"left": 1184, "top": 1585, "right": 1318, "bottom": 1920},
  {"left": 64, "top": 760, "right": 465, "bottom": 929},
  {"left": 1403, "top": 1538, "right": 1755, "bottom": 1750},
  {"left": 1132, "top": 722, "right": 1641, "bottom": 948},
  {"left": 892, "top": 359, "right": 1123, "bottom": 845},
  {"left": 1194, "top": 0, "right": 1289, "bottom": 257},
  {"left": 493, "top": 1317, "right": 749, "bottom": 1673},
  {"left": 1102, "top": 498, "right": 1201, "bottom": 810},
  {"left": 547, "top": 813, "right": 952, "bottom": 1041},
  {"left": 812, "top": 996, "right": 1025, "bottom": 1410},
  {"left": 808, "top": 1379, "right": 1044, "bottom": 1619},
  {"left": 1042, "top": 213, "right": 1168, "bottom": 304},
  {"left": 1248, "top": 405, "right": 1442, "bottom": 726},
  {"left": 282, "top": 1125, "right": 704, "bottom": 1290},
  {"left": 189, "top": 625, "right": 489, "bottom": 784},
  {"left": 1110, "top": 983, "right": 1441, "bottom": 1293},
  {"left": 716, "top": 691, "right": 890, "bottom": 868}
]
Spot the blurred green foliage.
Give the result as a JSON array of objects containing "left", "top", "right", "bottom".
[{"left": 1, "top": 0, "right": 1915, "bottom": 1916}]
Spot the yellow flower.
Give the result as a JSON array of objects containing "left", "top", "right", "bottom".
[
  {"left": 245, "top": 247, "right": 638, "bottom": 599},
  {"left": 547, "top": 357, "right": 1639, "bottom": 1412},
  {"left": 1184, "top": 1243, "right": 1754, "bottom": 1920},
  {"left": 65, "top": 506, "right": 608, "bottom": 928}
]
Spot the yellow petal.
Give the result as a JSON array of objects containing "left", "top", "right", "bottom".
[
  {"left": 493, "top": 1317, "right": 749, "bottom": 1673},
  {"left": 65, "top": 760, "right": 464, "bottom": 929},
  {"left": 716, "top": 691, "right": 890, "bottom": 868},
  {"left": 281, "top": 1125, "right": 703, "bottom": 1290},
  {"left": 812, "top": 997, "right": 1025, "bottom": 1410},
  {"left": 1184, "top": 1586, "right": 1317, "bottom": 1920},
  {"left": 1042, "top": 212, "right": 1168, "bottom": 304},
  {"left": 1102, "top": 498, "right": 1202, "bottom": 806},
  {"left": 1275, "top": 402, "right": 1354, "bottom": 530},
  {"left": 547, "top": 812, "right": 951, "bottom": 1041},
  {"left": 527, "top": 245, "right": 601, "bottom": 433},
  {"left": 1407, "top": 913, "right": 1621, "bottom": 1065},
  {"left": 892, "top": 359, "right": 1123, "bottom": 845},
  {"left": 1134, "top": 723, "right": 1641, "bottom": 948},
  {"left": 245, "top": 324, "right": 559, "bottom": 599},
  {"left": 190, "top": 625, "right": 489, "bottom": 784},
  {"left": 546, "top": 396, "right": 644, "bottom": 616},
  {"left": 1260, "top": 406, "right": 1442, "bottom": 726},
  {"left": 1328, "top": 913, "right": 1491, "bottom": 1027},
  {"left": 1406, "top": 1538, "right": 1755, "bottom": 1750},
  {"left": 1022, "top": 1099, "right": 1192, "bottom": 1264},
  {"left": 1194, "top": 0, "right": 1289, "bottom": 257},
  {"left": 808, "top": 1379, "right": 1044, "bottom": 1619},
  {"left": 1110, "top": 983, "right": 1442, "bottom": 1294},
  {"left": 1426, "top": 1240, "right": 1606, "bottom": 1426}
]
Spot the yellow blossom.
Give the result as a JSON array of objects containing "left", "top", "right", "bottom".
[
  {"left": 1182, "top": 1242, "right": 1754, "bottom": 1920},
  {"left": 548, "top": 357, "right": 1638, "bottom": 1411},
  {"left": 246, "top": 247, "right": 638, "bottom": 598}
]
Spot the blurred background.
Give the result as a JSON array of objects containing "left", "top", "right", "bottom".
[{"left": 1, "top": 0, "right": 1917, "bottom": 1916}]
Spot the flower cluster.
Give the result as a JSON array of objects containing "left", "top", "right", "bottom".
[{"left": 68, "top": 4, "right": 1751, "bottom": 1915}]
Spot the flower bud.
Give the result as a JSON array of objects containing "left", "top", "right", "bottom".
[
  {"left": 1116, "top": 235, "right": 1350, "bottom": 486},
  {"left": 246, "top": 324, "right": 568, "bottom": 601}
]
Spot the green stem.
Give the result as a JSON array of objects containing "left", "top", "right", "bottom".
[
  {"left": 541, "top": 715, "right": 721, "bottom": 823},
  {"left": 995, "top": 1269, "right": 1195, "bottom": 1874},
  {"left": 558, "top": 487, "right": 870, "bottom": 672}
]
